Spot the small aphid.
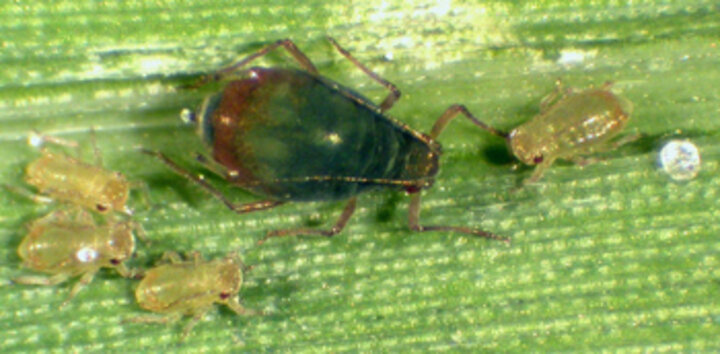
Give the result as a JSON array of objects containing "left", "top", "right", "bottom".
[
  {"left": 128, "top": 251, "right": 259, "bottom": 340},
  {"left": 17, "top": 131, "right": 132, "bottom": 214},
  {"left": 13, "top": 209, "right": 139, "bottom": 307},
  {"left": 472, "top": 81, "right": 637, "bottom": 184},
  {"left": 658, "top": 139, "right": 701, "bottom": 181}
]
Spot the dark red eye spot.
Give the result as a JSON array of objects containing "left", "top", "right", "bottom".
[
  {"left": 533, "top": 155, "right": 544, "bottom": 164},
  {"left": 110, "top": 259, "right": 121, "bottom": 265},
  {"left": 405, "top": 186, "right": 421, "bottom": 194},
  {"left": 96, "top": 204, "right": 108, "bottom": 212},
  {"left": 219, "top": 292, "right": 231, "bottom": 300}
]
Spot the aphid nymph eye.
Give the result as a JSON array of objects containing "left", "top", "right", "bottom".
[
  {"left": 533, "top": 155, "right": 544, "bottom": 164},
  {"left": 110, "top": 259, "right": 121, "bottom": 265},
  {"left": 219, "top": 292, "right": 231, "bottom": 300},
  {"left": 96, "top": 204, "right": 108, "bottom": 212}
]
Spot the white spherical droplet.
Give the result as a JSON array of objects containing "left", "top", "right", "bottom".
[{"left": 659, "top": 140, "right": 701, "bottom": 181}]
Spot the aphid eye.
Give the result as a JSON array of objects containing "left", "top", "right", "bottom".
[
  {"left": 110, "top": 259, "right": 121, "bottom": 265},
  {"left": 219, "top": 292, "right": 231, "bottom": 300},
  {"left": 405, "top": 185, "right": 421, "bottom": 194},
  {"left": 96, "top": 204, "right": 108, "bottom": 212},
  {"left": 533, "top": 155, "right": 544, "bottom": 164}
]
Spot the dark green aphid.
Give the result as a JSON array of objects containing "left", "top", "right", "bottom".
[{"left": 145, "top": 37, "right": 507, "bottom": 243}]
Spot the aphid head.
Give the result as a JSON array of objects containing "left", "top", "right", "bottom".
[
  {"left": 106, "top": 222, "right": 135, "bottom": 266},
  {"left": 507, "top": 128, "right": 546, "bottom": 166},
  {"left": 215, "top": 258, "right": 243, "bottom": 301},
  {"left": 98, "top": 175, "right": 130, "bottom": 213}
]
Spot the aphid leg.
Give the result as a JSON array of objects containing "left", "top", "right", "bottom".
[
  {"left": 61, "top": 271, "right": 97, "bottom": 308},
  {"left": 608, "top": 133, "right": 641, "bottom": 150},
  {"left": 429, "top": 104, "right": 508, "bottom": 140},
  {"left": 115, "top": 262, "right": 144, "bottom": 279},
  {"left": 181, "top": 309, "right": 210, "bottom": 341},
  {"left": 326, "top": 36, "right": 401, "bottom": 112},
  {"left": 88, "top": 126, "right": 103, "bottom": 166},
  {"left": 569, "top": 156, "right": 599, "bottom": 167},
  {"left": 188, "top": 251, "right": 203, "bottom": 265},
  {"left": 226, "top": 297, "right": 263, "bottom": 316},
  {"left": 259, "top": 197, "right": 358, "bottom": 244},
  {"left": 226, "top": 252, "right": 253, "bottom": 273},
  {"left": 523, "top": 159, "right": 554, "bottom": 185},
  {"left": 13, "top": 273, "right": 70, "bottom": 287},
  {"left": 128, "top": 219, "right": 149, "bottom": 244},
  {"left": 128, "top": 180, "right": 152, "bottom": 212},
  {"left": 571, "top": 133, "right": 641, "bottom": 165},
  {"left": 188, "top": 39, "right": 319, "bottom": 88},
  {"left": 407, "top": 193, "right": 509, "bottom": 243},
  {"left": 141, "top": 149, "right": 286, "bottom": 213},
  {"left": 195, "top": 152, "right": 231, "bottom": 178},
  {"left": 125, "top": 313, "right": 182, "bottom": 330},
  {"left": 3, "top": 184, "right": 54, "bottom": 204},
  {"left": 539, "top": 79, "right": 565, "bottom": 112},
  {"left": 160, "top": 251, "right": 184, "bottom": 264}
]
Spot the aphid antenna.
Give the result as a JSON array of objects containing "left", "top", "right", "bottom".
[
  {"left": 88, "top": 126, "right": 103, "bottom": 167},
  {"left": 27, "top": 130, "right": 79, "bottom": 149}
]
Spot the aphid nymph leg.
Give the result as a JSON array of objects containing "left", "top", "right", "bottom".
[
  {"left": 114, "top": 262, "right": 143, "bottom": 279},
  {"left": 88, "top": 126, "right": 103, "bottom": 166},
  {"left": 125, "top": 313, "right": 182, "bottom": 328},
  {"left": 570, "top": 133, "right": 642, "bottom": 167},
  {"left": 61, "top": 271, "right": 97, "bottom": 308},
  {"left": 226, "top": 297, "right": 262, "bottom": 316},
  {"left": 12, "top": 273, "right": 70, "bottom": 287},
  {"left": 128, "top": 180, "right": 152, "bottom": 211},
  {"left": 539, "top": 79, "right": 565, "bottom": 113},
  {"left": 525, "top": 159, "right": 555, "bottom": 185},
  {"left": 188, "top": 251, "right": 203, "bottom": 265},
  {"left": 259, "top": 197, "right": 358, "bottom": 244},
  {"left": 160, "top": 251, "right": 184, "bottom": 264},
  {"left": 605, "top": 133, "right": 642, "bottom": 151},
  {"left": 569, "top": 156, "right": 599, "bottom": 167},
  {"left": 326, "top": 36, "right": 402, "bottom": 112},
  {"left": 3, "top": 184, "right": 55, "bottom": 204},
  {"left": 181, "top": 309, "right": 210, "bottom": 342},
  {"left": 140, "top": 149, "right": 286, "bottom": 214}
]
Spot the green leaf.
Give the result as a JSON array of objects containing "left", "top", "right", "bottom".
[{"left": 1, "top": 0, "right": 718, "bottom": 351}]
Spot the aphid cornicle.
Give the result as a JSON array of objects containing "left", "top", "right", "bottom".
[
  {"left": 13, "top": 209, "right": 139, "bottom": 307},
  {"left": 145, "top": 37, "right": 508, "bottom": 243},
  {"left": 473, "top": 81, "right": 636, "bottom": 185},
  {"left": 20, "top": 132, "right": 132, "bottom": 214},
  {"left": 129, "top": 251, "right": 258, "bottom": 340}
]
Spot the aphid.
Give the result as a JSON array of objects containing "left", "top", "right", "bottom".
[
  {"left": 144, "top": 37, "right": 508, "bottom": 243},
  {"left": 128, "top": 251, "right": 258, "bottom": 340},
  {"left": 14, "top": 131, "right": 132, "bottom": 214},
  {"left": 472, "top": 81, "right": 637, "bottom": 185},
  {"left": 13, "top": 208, "right": 139, "bottom": 307}
]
